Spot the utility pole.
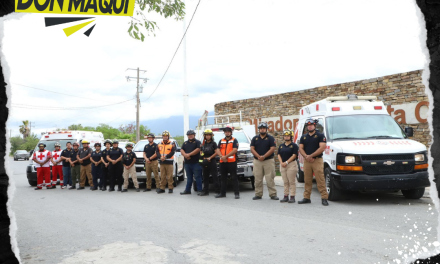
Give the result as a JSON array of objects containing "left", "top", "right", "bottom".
[
  {"left": 126, "top": 68, "right": 148, "bottom": 142},
  {"left": 30, "top": 121, "right": 35, "bottom": 137},
  {"left": 182, "top": 0, "right": 189, "bottom": 141}
]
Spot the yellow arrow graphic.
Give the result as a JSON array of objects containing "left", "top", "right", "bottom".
[{"left": 63, "top": 20, "right": 95, "bottom": 37}]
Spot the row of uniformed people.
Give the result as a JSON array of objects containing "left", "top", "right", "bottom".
[{"left": 33, "top": 118, "right": 329, "bottom": 205}]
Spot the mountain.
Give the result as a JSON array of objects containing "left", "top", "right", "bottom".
[{"left": 141, "top": 113, "right": 215, "bottom": 137}]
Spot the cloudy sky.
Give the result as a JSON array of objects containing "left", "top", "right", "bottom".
[{"left": 2, "top": 0, "right": 426, "bottom": 137}]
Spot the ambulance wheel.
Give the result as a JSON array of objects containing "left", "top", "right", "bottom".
[
  {"left": 296, "top": 161, "right": 304, "bottom": 183},
  {"left": 325, "top": 167, "right": 343, "bottom": 201},
  {"left": 28, "top": 180, "right": 37, "bottom": 186},
  {"left": 402, "top": 188, "right": 425, "bottom": 199}
]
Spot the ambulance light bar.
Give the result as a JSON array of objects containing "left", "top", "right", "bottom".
[
  {"left": 47, "top": 131, "right": 72, "bottom": 134},
  {"left": 326, "top": 95, "right": 377, "bottom": 101},
  {"left": 211, "top": 127, "right": 235, "bottom": 131}
]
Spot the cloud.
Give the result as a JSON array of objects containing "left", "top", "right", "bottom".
[{"left": 3, "top": 0, "right": 425, "bottom": 136}]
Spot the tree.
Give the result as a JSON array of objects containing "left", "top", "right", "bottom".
[
  {"left": 68, "top": 124, "right": 84, "bottom": 130},
  {"left": 19, "top": 120, "right": 30, "bottom": 139},
  {"left": 128, "top": 0, "right": 186, "bottom": 42},
  {"left": 174, "top": 135, "right": 184, "bottom": 146}
]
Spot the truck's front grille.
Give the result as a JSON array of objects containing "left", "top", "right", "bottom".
[{"left": 360, "top": 154, "right": 414, "bottom": 175}]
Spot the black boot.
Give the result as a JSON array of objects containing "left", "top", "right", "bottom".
[
  {"left": 180, "top": 190, "right": 191, "bottom": 195},
  {"left": 270, "top": 195, "right": 279, "bottom": 200},
  {"left": 102, "top": 187, "right": 107, "bottom": 191},
  {"left": 322, "top": 199, "right": 329, "bottom": 206},
  {"left": 288, "top": 196, "right": 296, "bottom": 203},
  {"left": 280, "top": 196, "right": 289, "bottom": 203},
  {"left": 235, "top": 193, "right": 240, "bottom": 199},
  {"left": 121, "top": 189, "right": 128, "bottom": 192},
  {"left": 143, "top": 188, "right": 151, "bottom": 192},
  {"left": 136, "top": 188, "right": 140, "bottom": 192},
  {"left": 69, "top": 186, "right": 76, "bottom": 190},
  {"left": 168, "top": 189, "right": 173, "bottom": 193},
  {"left": 157, "top": 189, "right": 165, "bottom": 194},
  {"left": 117, "top": 187, "right": 122, "bottom": 192},
  {"left": 77, "top": 186, "right": 85, "bottom": 190},
  {"left": 109, "top": 188, "right": 115, "bottom": 192},
  {"left": 252, "top": 196, "right": 262, "bottom": 200},
  {"left": 199, "top": 192, "right": 209, "bottom": 196},
  {"left": 215, "top": 193, "right": 226, "bottom": 198},
  {"left": 34, "top": 187, "right": 41, "bottom": 190},
  {"left": 298, "top": 198, "right": 311, "bottom": 204}
]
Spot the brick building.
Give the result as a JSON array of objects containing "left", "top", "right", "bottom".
[{"left": 214, "top": 69, "right": 430, "bottom": 170}]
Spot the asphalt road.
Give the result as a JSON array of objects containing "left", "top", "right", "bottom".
[{"left": 8, "top": 157, "right": 439, "bottom": 264}]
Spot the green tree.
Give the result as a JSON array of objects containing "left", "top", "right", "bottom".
[
  {"left": 174, "top": 135, "right": 184, "bottom": 146},
  {"left": 128, "top": 0, "right": 186, "bottom": 42},
  {"left": 68, "top": 124, "right": 84, "bottom": 130},
  {"left": 10, "top": 136, "right": 24, "bottom": 155},
  {"left": 20, "top": 134, "right": 39, "bottom": 152}
]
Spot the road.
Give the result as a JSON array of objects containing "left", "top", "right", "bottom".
[{"left": 8, "top": 157, "right": 439, "bottom": 264}]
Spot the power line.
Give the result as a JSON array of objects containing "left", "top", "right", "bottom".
[
  {"left": 11, "top": 97, "right": 135, "bottom": 110},
  {"left": 12, "top": 83, "right": 134, "bottom": 105},
  {"left": 141, "top": 0, "right": 202, "bottom": 103}
]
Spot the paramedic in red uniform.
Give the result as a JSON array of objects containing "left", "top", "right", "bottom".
[
  {"left": 33, "top": 143, "right": 52, "bottom": 190},
  {"left": 51, "top": 142, "right": 64, "bottom": 189}
]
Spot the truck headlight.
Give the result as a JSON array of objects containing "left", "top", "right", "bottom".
[
  {"left": 345, "top": 156, "right": 356, "bottom": 164},
  {"left": 415, "top": 153, "right": 425, "bottom": 163}
]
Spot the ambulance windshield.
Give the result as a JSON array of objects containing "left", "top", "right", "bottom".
[
  {"left": 33, "top": 140, "right": 74, "bottom": 152},
  {"left": 326, "top": 115, "right": 407, "bottom": 140}
]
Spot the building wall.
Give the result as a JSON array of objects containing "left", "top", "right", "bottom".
[{"left": 214, "top": 69, "right": 430, "bottom": 170}]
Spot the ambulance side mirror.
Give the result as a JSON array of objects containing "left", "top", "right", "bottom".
[
  {"left": 405, "top": 127, "right": 413, "bottom": 137},
  {"left": 176, "top": 147, "right": 181, "bottom": 153}
]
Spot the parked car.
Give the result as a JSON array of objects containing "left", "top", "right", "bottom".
[{"left": 14, "top": 150, "right": 30, "bottom": 161}]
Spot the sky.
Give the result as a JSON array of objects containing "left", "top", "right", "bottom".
[{"left": 1, "top": 0, "right": 427, "bottom": 138}]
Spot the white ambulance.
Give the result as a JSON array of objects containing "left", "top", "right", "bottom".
[
  {"left": 26, "top": 131, "right": 104, "bottom": 186},
  {"left": 293, "top": 95, "right": 430, "bottom": 200}
]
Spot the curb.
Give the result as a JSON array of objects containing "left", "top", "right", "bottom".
[{"left": 264, "top": 176, "right": 431, "bottom": 198}]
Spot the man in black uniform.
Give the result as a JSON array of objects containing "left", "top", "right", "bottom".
[
  {"left": 143, "top": 134, "right": 159, "bottom": 192},
  {"left": 122, "top": 143, "right": 139, "bottom": 192},
  {"left": 250, "top": 122, "right": 279, "bottom": 200},
  {"left": 61, "top": 142, "right": 73, "bottom": 188},
  {"left": 100, "top": 140, "right": 112, "bottom": 191},
  {"left": 107, "top": 141, "right": 124, "bottom": 192},
  {"left": 69, "top": 142, "right": 80, "bottom": 189},
  {"left": 180, "top": 130, "right": 202, "bottom": 195},
  {"left": 199, "top": 129, "right": 219, "bottom": 196},
  {"left": 298, "top": 118, "right": 329, "bottom": 206},
  {"left": 215, "top": 125, "right": 240, "bottom": 199},
  {"left": 90, "top": 143, "right": 103, "bottom": 191}
]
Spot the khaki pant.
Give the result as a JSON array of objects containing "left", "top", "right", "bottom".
[
  {"left": 160, "top": 164, "right": 174, "bottom": 190},
  {"left": 303, "top": 157, "right": 328, "bottom": 199},
  {"left": 280, "top": 161, "right": 298, "bottom": 196},
  {"left": 80, "top": 163, "right": 93, "bottom": 187},
  {"left": 253, "top": 159, "right": 277, "bottom": 197},
  {"left": 123, "top": 165, "right": 139, "bottom": 189},
  {"left": 145, "top": 160, "right": 160, "bottom": 189}
]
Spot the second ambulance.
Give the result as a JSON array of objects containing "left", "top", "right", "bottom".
[{"left": 294, "top": 95, "right": 430, "bottom": 200}]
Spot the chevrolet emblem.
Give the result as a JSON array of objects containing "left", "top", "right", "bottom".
[{"left": 383, "top": 160, "right": 395, "bottom": 166}]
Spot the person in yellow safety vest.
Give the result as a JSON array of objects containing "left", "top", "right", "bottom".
[
  {"left": 215, "top": 125, "right": 240, "bottom": 199},
  {"left": 156, "top": 130, "right": 176, "bottom": 194}
]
